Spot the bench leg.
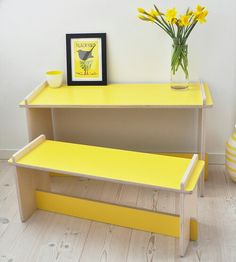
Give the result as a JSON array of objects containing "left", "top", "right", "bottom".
[
  {"left": 179, "top": 186, "right": 198, "bottom": 257},
  {"left": 15, "top": 167, "right": 51, "bottom": 222}
]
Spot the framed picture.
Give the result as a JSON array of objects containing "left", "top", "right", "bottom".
[{"left": 66, "top": 33, "right": 107, "bottom": 86}]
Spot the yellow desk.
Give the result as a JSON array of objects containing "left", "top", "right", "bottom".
[
  {"left": 9, "top": 135, "right": 204, "bottom": 256},
  {"left": 20, "top": 82, "right": 213, "bottom": 108}
]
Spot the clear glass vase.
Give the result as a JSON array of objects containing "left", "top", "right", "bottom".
[{"left": 170, "top": 43, "right": 189, "bottom": 89}]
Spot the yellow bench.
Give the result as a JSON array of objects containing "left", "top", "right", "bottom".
[{"left": 9, "top": 135, "right": 204, "bottom": 257}]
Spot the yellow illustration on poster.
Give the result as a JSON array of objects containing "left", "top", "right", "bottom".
[{"left": 71, "top": 38, "right": 102, "bottom": 81}]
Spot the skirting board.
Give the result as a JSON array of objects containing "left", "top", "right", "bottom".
[
  {"left": 0, "top": 149, "right": 225, "bottom": 164},
  {"left": 208, "top": 153, "right": 225, "bottom": 165},
  {"left": 0, "top": 149, "right": 17, "bottom": 160}
]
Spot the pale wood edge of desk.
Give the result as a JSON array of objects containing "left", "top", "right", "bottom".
[{"left": 19, "top": 104, "right": 213, "bottom": 109}]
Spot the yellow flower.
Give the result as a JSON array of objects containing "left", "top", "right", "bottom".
[
  {"left": 165, "top": 8, "right": 177, "bottom": 23},
  {"left": 187, "top": 10, "right": 193, "bottom": 16},
  {"left": 196, "top": 10, "right": 208, "bottom": 23},
  {"left": 138, "top": 14, "right": 156, "bottom": 22},
  {"left": 137, "top": 8, "right": 146, "bottom": 14},
  {"left": 138, "top": 14, "right": 148, "bottom": 21},
  {"left": 171, "top": 18, "right": 178, "bottom": 25},
  {"left": 150, "top": 17, "right": 156, "bottom": 22},
  {"left": 196, "top": 5, "right": 205, "bottom": 13},
  {"left": 179, "top": 15, "right": 191, "bottom": 26},
  {"left": 193, "top": 4, "right": 208, "bottom": 23},
  {"left": 149, "top": 9, "right": 160, "bottom": 18}
]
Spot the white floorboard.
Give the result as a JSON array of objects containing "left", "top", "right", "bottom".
[{"left": 0, "top": 161, "right": 236, "bottom": 261}]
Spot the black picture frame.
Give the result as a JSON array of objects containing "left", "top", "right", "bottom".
[{"left": 66, "top": 33, "right": 107, "bottom": 86}]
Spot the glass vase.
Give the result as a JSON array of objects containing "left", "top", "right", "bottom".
[{"left": 170, "top": 43, "right": 189, "bottom": 89}]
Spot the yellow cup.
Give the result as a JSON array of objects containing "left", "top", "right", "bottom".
[{"left": 46, "top": 70, "right": 63, "bottom": 88}]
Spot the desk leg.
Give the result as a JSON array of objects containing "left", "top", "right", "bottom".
[
  {"left": 15, "top": 167, "right": 51, "bottom": 222},
  {"left": 26, "top": 108, "right": 54, "bottom": 141},
  {"left": 198, "top": 108, "right": 206, "bottom": 197}
]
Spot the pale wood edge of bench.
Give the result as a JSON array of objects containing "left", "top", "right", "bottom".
[
  {"left": 10, "top": 135, "right": 46, "bottom": 163},
  {"left": 180, "top": 154, "right": 199, "bottom": 192},
  {"left": 11, "top": 161, "right": 197, "bottom": 195}
]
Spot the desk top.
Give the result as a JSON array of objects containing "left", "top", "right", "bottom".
[
  {"left": 20, "top": 82, "right": 213, "bottom": 108},
  {"left": 9, "top": 138, "right": 204, "bottom": 193}
]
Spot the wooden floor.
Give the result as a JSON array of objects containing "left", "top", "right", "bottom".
[{"left": 0, "top": 161, "right": 236, "bottom": 262}]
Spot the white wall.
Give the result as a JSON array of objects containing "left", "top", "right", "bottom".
[{"left": 0, "top": 0, "right": 235, "bottom": 159}]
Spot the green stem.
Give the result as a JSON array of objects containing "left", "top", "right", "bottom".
[
  {"left": 153, "top": 21, "right": 173, "bottom": 38},
  {"left": 171, "top": 44, "right": 189, "bottom": 80},
  {"left": 154, "top": 5, "right": 175, "bottom": 38},
  {"left": 154, "top": 17, "right": 173, "bottom": 35},
  {"left": 183, "top": 21, "right": 197, "bottom": 40}
]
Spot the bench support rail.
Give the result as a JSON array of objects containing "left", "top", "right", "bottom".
[{"left": 35, "top": 190, "right": 198, "bottom": 241}]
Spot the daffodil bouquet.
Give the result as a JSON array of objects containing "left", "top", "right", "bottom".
[{"left": 138, "top": 5, "right": 208, "bottom": 83}]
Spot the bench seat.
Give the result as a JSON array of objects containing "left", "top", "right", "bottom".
[
  {"left": 9, "top": 137, "right": 204, "bottom": 193},
  {"left": 9, "top": 135, "right": 204, "bottom": 257}
]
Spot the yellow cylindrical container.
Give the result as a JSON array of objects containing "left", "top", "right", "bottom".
[
  {"left": 226, "top": 125, "right": 236, "bottom": 182},
  {"left": 46, "top": 70, "right": 63, "bottom": 88}
]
